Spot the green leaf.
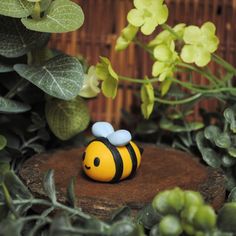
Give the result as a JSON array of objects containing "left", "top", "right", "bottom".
[
  {"left": 21, "top": 0, "right": 84, "bottom": 33},
  {"left": 96, "top": 57, "right": 119, "bottom": 99},
  {"left": 228, "top": 147, "right": 236, "bottom": 158},
  {"left": 228, "top": 187, "right": 236, "bottom": 202},
  {"left": 160, "top": 119, "right": 203, "bottom": 132},
  {"left": 0, "top": 219, "right": 23, "bottom": 236},
  {"left": 217, "top": 203, "right": 236, "bottom": 232},
  {"left": 45, "top": 97, "right": 90, "bottom": 140},
  {"left": 224, "top": 108, "right": 236, "bottom": 133},
  {"left": 136, "top": 204, "right": 161, "bottom": 230},
  {"left": 109, "top": 220, "right": 144, "bottom": 236},
  {"left": 0, "top": 0, "right": 34, "bottom": 18},
  {"left": 0, "top": 16, "right": 50, "bottom": 58},
  {"left": 214, "top": 132, "right": 231, "bottom": 149},
  {"left": 14, "top": 55, "right": 84, "bottom": 100},
  {"left": 222, "top": 155, "right": 236, "bottom": 168},
  {"left": 66, "top": 177, "right": 77, "bottom": 208},
  {"left": 141, "top": 79, "right": 154, "bottom": 119},
  {"left": 0, "top": 62, "right": 13, "bottom": 73},
  {"left": 135, "top": 121, "right": 158, "bottom": 135},
  {"left": 49, "top": 214, "right": 73, "bottom": 236},
  {"left": 201, "top": 147, "right": 221, "bottom": 168},
  {"left": 0, "top": 135, "right": 7, "bottom": 151},
  {"left": 3, "top": 171, "right": 33, "bottom": 215},
  {"left": 111, "top": 206, "right": 131, "bottom": 223},
  {"left": 204, "top": 125, "right": 220, "bottom": 143},
  {"left": 43, "top": 169, "right": 57, "bottom": 203},
  {"left": 0, "top": 96, "right": 31, "bottom": 113}
]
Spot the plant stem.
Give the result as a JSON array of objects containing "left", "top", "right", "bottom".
[
  {"left": 154, "top": 93, "right": 202, "bottom": 105},
  {"left": 170, "top": 77, "right": 236, "bottom": 94},
  {"left": 4, "top": 79, "right": 29, "bottom": 99},
  {"left": 119, "top": 76, "right": 159, "bottom": 84},
  {"left": 212, "top": 54, "right": 236, "bottom": 75},
  {"left": 31, "top": 1, "right": 41, "bottom": 20},
  {"left": 177, "top": 62, "right": 219, "bottom": 86},
  {"left": 133, "top": 38, "right": 153, "bottom": 55},
  {"left": 1, "top": 183, "right": 19, "bottom": 219},
  {"left": 161, "top": 24, "right": 181, "bottom": 39}
]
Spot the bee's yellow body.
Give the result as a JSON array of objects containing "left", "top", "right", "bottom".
[{"left": 82, "top": 137, "right": 142, "bottom": 183}]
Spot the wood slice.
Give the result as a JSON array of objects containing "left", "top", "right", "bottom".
[{"left": 19, "top": 145, "right": 225, "bottom": 219}]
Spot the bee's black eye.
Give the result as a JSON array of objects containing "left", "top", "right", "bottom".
[
  {"left": 94, "top": 157, "right": 100, "bottom": 167},
  {"left": 82, "top": 152, "right": 86, "bottom": 161}
]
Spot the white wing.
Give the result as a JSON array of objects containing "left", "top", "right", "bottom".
[
  {"left": 107, "top": 130, "right": 132, "bottom": 146},
  {"left": 92, "top": 121, "right": 114, "bottom": 138}
]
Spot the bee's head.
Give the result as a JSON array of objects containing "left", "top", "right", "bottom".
[{"left": 82, "top": 138, "right": 116, "bottom": 182}]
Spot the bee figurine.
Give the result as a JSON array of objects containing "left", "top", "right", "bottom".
[{"left": 82, "top": 122, "right": 143, "bottom": 183}]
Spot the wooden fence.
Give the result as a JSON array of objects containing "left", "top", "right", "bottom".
[{"left": 49, "top": 0, "right": 236, "bottom": 127}]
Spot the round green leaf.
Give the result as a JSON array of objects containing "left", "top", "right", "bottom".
[
  {"left": 0, "top": 96, "right": 31, "bottom": 113},
  {"left": 228, "top": 147, "right": 236, "bottom": 158},
  {"left": 21, "top": 0, "right": 84, "bottom": 33},
  {"left": 222, "top": 155, "right": 236, "bottom": 168},
  {"left": 0, "top": 0, "right": 34, "bottom": 18},
  {"left": 0, "top": 16, "right": 50, "bottom": 58},
  {"left": 14, "top": 55, "right": 84, "bottom": 100},
  {"left": 204, "top": 125, "right": 220, "bottom": 143},
  {"left": 214, "top": 132, "right": 231, "bottom": 149},
  {"left": 0, "top": 135, "right": 7, "bottom": 150},
  {"left": 109, "top": 221, "right": 144, "bottom": 236},
  {"left": 45, "top": 97, "right": 90, "bottom": 140},
  {"left": 224, "top": 108, "right": 236, "bottom": 133},
  {"left": 201, "top": 147, "right": 221, "bottom": 168},
  {"left": 228, "top": 187, "right": 236, "bottom": 202},
  {"left": 217, "top": 203, "right": 236, "bottom": 232}
]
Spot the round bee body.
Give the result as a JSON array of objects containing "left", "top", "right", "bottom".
[{"left": 82, "top": 137, "right": 142, "bottom": 183}]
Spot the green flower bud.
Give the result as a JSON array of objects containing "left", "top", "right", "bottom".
[
  {"left": 167, "top": 187, "right": 185, "bottom": 213},
  {"left": 193, "top": 205, "right": 216, "bottom": 231},
  {"left": 182, "top": 223, "right": 196, "bottom": 235},
  {"left": 181, "top": 205, "right": 199, "bottom": 224},
  {"left": 184, "top": 191, "right": 204, "bottom": 208},
  {"left": 152, "top": 190, "right": 171, "bottom": 214},
  {"left": 159, "top": 215, "right": 183, "bottom": 236}
]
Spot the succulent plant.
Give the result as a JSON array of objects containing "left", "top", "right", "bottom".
[{"left": 196, "top": 107, "right": 236, "bottom": 190}]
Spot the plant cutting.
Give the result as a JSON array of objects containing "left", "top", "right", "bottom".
[
  {"left": 95, "top": 0, "right": 236, "bottom": 192},
  {"left": 0, "top": 0, "right": 102, "bottom": 169}
]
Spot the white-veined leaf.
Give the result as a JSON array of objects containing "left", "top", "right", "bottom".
[
  {"left": 21, "top": 0, "right": 84, "bottom": 33},
  {"left": 14, "top": 55, "right": 84, "bottom": 100},
  {"left": 0, "top": 16, "right": 50, "bottom": 58},
  {"left": 0, "top": 97, "right": 31, "bottom": 113},
  {"left": 0, "top": 0, "right": 34, "bottom": 18}
]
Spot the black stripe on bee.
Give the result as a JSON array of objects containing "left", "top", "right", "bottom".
[
  {"left": 95, "top": 137, "right": 123, "bottom": 183},
  {"left": 125, "top": 143, "right": 138, "bottom": 179}
]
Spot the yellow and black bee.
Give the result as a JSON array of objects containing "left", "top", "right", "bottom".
[{"left": 82, "top": 122, "right": 143, "bottom": 183}]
